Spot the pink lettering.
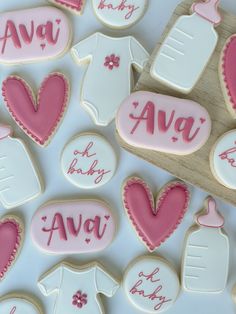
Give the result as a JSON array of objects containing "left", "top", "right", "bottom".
[
  {"left": 98, "top": 0, "right": 140, "bottom": 19},
  {"left": 219, "top": 142, "right": 236, "bottom": 168},
  {"left": 0, "top": 19, "right": 61, "bottom": 54},
  {"left": 10, "top": 307, "right": 16, "bottom": 314}
]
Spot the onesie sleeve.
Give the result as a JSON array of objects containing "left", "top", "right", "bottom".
[
  {"left": 38, "top": 265, "right": 63, "bottom": 296},
  {"left": 71, "top": 33, "right": 98, "bottom": 63},
  {"left": 95, "top": 266, "right": 119, "bottom": 297},
  {"left": 130, "top": 37, "right": 150, "bottom": 71}
]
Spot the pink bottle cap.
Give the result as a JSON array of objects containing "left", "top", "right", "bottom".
[
  {"left": 0, "top": 124, "right": 12, "bottom": 140},
  {"left": 191, "top": 0, "right": 222, "bottom": 26},
  {"left": 196, "top": 197, "right": 225, "bottom": 228}
]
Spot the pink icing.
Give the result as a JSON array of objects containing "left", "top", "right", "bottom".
[
  {"left": 116, "top": 91, "right": 211, "bottom": 155},
  {"left": 2, "top": 73, "right": 69, "bottom": 146},
  {"left": 0, "top": 124, "right": 12, "bottom": 140},
  {"left": 123, "top": 178, "right": 190, "bottom": 252},
  {"left": 196, "top": 197, "right": 224, "bottom": 228},
  {"left": 0, "top": 7, "right": 71, "bottom": 64},
  {"left": 0, "top": 218, "right": 23, "bottom": 280},
  {"left": 221, "top": 35, "right": 236, "bottom": 114},
  {"left": 54, "top": 0, "right": 84, "bottom": 12},
  {"left": 191, "top": 0, "right": 221, "bottom": 26},
  {"left": 31, "top": 200, "right": 115, "bottom": 254}
]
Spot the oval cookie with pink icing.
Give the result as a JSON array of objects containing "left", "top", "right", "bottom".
[
  {"left": 122, "top": 177, "right": 190, "bottom": 252},
  {"left": 116, "top": 91, "right": 211, "bottom": 155},
  {"left": 0, "top": 7, "right": 71, "bottom": 64},
  {"left": 31, "top": 200, "right": 116, "bottom": 254},
  {"left": 220, "top": 35, "right": 236, "bottom": 118}
]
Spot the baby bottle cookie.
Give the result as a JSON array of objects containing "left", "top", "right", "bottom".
[
  {"left": 0, "top": 125, "right": 42, "bottom": 209},
  {"left": 182, "top": 197, "right": 229, "bottom": 293},
  {"left": 151, "top": 0, "right": 221, "bottom": 93}
]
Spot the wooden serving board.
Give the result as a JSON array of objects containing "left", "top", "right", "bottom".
[{"left": 117, "top": 0, "right": 236, "bottom": 206}]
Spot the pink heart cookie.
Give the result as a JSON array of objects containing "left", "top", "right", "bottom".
[
  {"left": 123, "top": 177, "right": 190, "bottom": 252},
  {"left": 2, "top": 73, "right": 69, "bottom": 146},
  {"left": 0, "top": 216, "right": 24, "bottom": 280},
  {"left": 220, "top": 35, "right": 236, "bottom": 118},
  {"left": 49, "top": 0, "right": 85, "bottom": 15}
]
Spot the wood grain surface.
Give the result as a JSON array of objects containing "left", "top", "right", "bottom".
[{"left": 117, "top": 0, "right": 236, "bottom": 206}]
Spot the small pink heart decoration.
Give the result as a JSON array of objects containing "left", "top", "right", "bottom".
[
  {"left": 2, "top": 73, "right": 69, "bottom": 146},
  {"left": 0, "top": 216, "right": 24, "bottom": 280},
  {"left": 123, "top": 177, "right": 190, "bottom": 252},
  {"left": 220, "top": 35, "right": 236, "bottom": 118}
]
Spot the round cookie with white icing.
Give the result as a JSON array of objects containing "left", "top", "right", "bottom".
[
  {"left": 210, "top": 130, "right": 236, "bottom": 189},
  {"left": 0, "top": 295, "right": 42, "bottom": 314},
  {"left": 123, "top": 256, "right": 180, "bottom": 313},
  {"left": 92, "top": 0, "right": 148, "bottom": 29},
  {"left": 61, "top": 133, "right": 117, "bottom": 189}
]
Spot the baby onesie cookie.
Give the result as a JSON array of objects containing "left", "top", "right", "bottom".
[
  {"left": 71, "top": 32, "right": 149, "bottom": 126},
  {"left": 38, "top": 261, "right": 119, "bottom": 314},
  {"left": 92, "top": 0, "right": 148, "bottom": 29},
  {"left": 48, "top": 0, "right": 86, "bottom": 15},
  {"left": 182, "top": 197, "right": 229, "bottom": 293},
  {"left": 210, "top": 130, "right": 236, "bottom": 189},
  {"left": 116, "top": 91, "right": 211, "bottom": 155},
  {"left": 0, "top": 295, "right": 42, "bottom": 314},
  {"left": 0, "top": 125, "right": 42, "bottom": 209},
  {"left": 61, "top": 133, "right": 117, "bottom": 189},
  {"left": 31, "top": 199, "right": 115, "bottom": 254},
  {"left": 123, "top": 255, "right": 180, "bottom": 313},
  {"left": 219, "top": 35, "right": 236, "bottom": 118},
  {"left": 0, "top": 215, "right": 24, "bottom": 281},
  {"left": 2, "top": 73, "right": 69, "bottom": 147},
  {"left": 0, "top": 7, "right": 71, "bottom": 64},
  {"left": 150, "top": 0, "right": 221, "bottom": 93},
  {"left": 122, "top": 177, "right": 190, "bottom": 252}
]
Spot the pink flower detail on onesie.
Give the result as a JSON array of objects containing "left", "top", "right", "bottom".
[
  {"left": 104, "top": 54, "right": 120, "bottom": 70},
  {"left": 72, "top": 290, "right": 88, "bottom": 309}
]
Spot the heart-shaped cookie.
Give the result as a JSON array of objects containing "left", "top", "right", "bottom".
[
  {"left": 0, "top": 216, "right": 24, "bottom": 280},
  {"left": 123, "top": 177, "right": 190, "bottom": 251},
  {"left": 2, "top": 73, "right": 69, "bottom": 146},
  {"left": 220, "top": 35, "right": 236, "bottom": 118}
]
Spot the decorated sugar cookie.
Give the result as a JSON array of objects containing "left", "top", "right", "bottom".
[
  {"left": 150, "top": 0, "right": 221, "bottom": 93},
  {"left": 0, "top": 7, "right": 71, "bottom": 64},
  {"left": 2, "top": 73, "right": 69, "bottom": 147},
  {"left": 182, "top": 197, "right": 229, "bottom": 293},
  {"left": 61, "top": 133, "right": 117, "bottom": 189},
  {"left": 31, "top": 199, "right": 115, "bottom": 254},
  {"left": 0, "top": 125, "right": 42, "bottom": 209},
  {"left": 0, "top": 215, "right": 24, "bottom": 281},
  {"left": 92, "top": 0, "right": 148, "bottom": 29},
  {"left": 48, "top": 0, "right": 86, "bottom": 15},
  {"left": 116, "top": 91, "right": 211, "bottom": 155},
  {"left": 220, "top": 35, "right": 236, "bottom": 118},
  {"left": 122, "top": 177, "right": 190, "bottom": 252},
  {"left": 38, "top": 261, "right": 119, "bottom": 314},
  {"left": 0, "top": 295, "right": 42, "bottom": 314},
  {"left": 210, "top": 130, "right": 236, "bottom": 189},
  {"left": 123, "top": 256, "right": 180, "bottom": 313},
  {"left": 71, "top": 32, "right": 149, "bottom": 126}
]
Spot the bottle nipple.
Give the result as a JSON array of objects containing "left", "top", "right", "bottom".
[
  {"left": 191, "top": 0, "right": 222, "bottom": 26},
  {"left": 0, "top": 124, "right": 12, "bottom": 140},
  {"left": 196, "top": 196, "right": 224, "bottom": 228}
]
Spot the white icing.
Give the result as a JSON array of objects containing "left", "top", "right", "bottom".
[
  {"left": 123, "top": 256, "right": 180, "bottom": 313},
  {"left": 150, "top": 13, "right": 218, "bottom": 93},
  {"left": 0, "top": 136, "right": 42, "bottom": 209},
  {"left": 211, "top": 130, "right": 236, "bottom": 189},
  {"left": 38, "top": 263, "right": 119, "bottom": 314},
  {"left": 61, "top": 133, "right": 117, "bottom": 189},
  {"left": 71, "top": 32, "right": 149, "bottom": 126},
  {"left": 0, "top": 297, "right": 41, "bottom": 314},
  {"left": 182, "top": 224, "right": 229, "bottom": 293},
  {"left": 92, "top": 0, "right": 148, "bottom": 29}
]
